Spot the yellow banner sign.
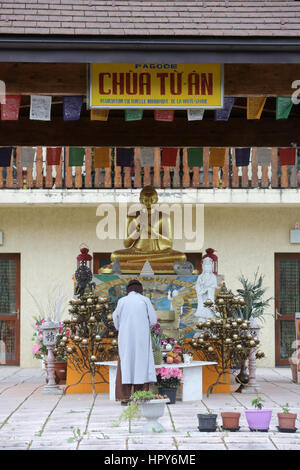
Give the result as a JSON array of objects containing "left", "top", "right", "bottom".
[{"left": 89, "top": 63, "right": 223, "bottom": 109}]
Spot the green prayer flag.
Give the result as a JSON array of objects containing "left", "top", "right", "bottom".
[
  {"left": 276, "top": 97, "right": 293, "bottom": 120},
  {"left": 69, "top": 147, "right": 85, "bottom": 166},
  {"left": 125, "top": 109, "right": 144, "bottom": 121},
  {"left": 187, "top": 148, "right": 203, "bottom": 167}
]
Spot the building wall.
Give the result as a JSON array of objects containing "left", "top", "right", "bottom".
[{"left": 0, "top": 205, "right": 299, "bottom": 368}]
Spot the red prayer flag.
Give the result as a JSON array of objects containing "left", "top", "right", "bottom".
[
  {"left": 161, "top": 148, "right": 178, "bottom": 166},
  {"left": 46, "top": 147, "right": 62, "bottom": 165},
  {"left": 1, "top": 95, "right": 21, "bottom": 120},
  {"left": 154, "top": 110, "right": 174, "bottom": 122},
  {"left": 279, "top": 148, "right": 296, "bottom": 166}
]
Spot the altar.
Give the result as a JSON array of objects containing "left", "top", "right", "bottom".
[{"left": 96, "top": 360, "right": 217, "bottom": 401}]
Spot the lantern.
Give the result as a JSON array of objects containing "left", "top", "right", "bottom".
[{"left": 41, "top": 319, "right": 62, "bottom": 394}]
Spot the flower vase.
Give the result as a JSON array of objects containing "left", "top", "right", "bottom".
[{"left": 153, "top": 350, "right": 163, "bottom": 365}]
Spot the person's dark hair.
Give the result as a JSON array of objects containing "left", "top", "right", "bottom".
[{"left": 126, "top": 279, "right": 143, "bottom": 294}]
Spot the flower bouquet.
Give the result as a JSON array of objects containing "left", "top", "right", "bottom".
[
  {"left": 151, "top": 318, "right": 163, "bottom": 365},
  {"left": 156, "top": 366, "right": 184, "bottom": 404}
]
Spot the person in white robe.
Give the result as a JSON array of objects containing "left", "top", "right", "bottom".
[{"left": 113, "top": 279, "right": 157, "bottom": 403}]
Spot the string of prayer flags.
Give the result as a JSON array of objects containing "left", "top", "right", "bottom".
[
  {"left": 90, "top": 109, "right": 109, "bottom": 121},
  {"left": 276, "top": 97, "right": 293, "bottom": 120},
  {"left": 46, "top": 147, "right": 62, "bottom": 166},
  {"left": 235, "top": 148, "right": 251, "bottom": 167},
  {"left": 0, "top": 147, "right": 12, "bottom": 167},
  {"left": 279, "top": 147, "right": 296, "bottom": 166},
  {"left": 94, "top": 147, "right": 110, "bottom": 168},
  {"left": 63, "top": 96, "right": 83, "bottom": 121},
  {"left": 247, "top": 97, "right": 266, "bottom": 120},
  {"left": 125, "top": 109, "right": 144, "bottom": 122},
  {"left": 30, "top": 95, "right": 52, "bottom": 121},
  {"left": 1, "top": 95, "right": 21, "bottom": 120},
  {"left": 257, "top": 147, "right": 272, "bottom": 166},
  {"left": 68, "top": 147, "right": 85, "bottom": 167},
  {"left": 20, "top": 147, "right": 35, "bottom": 168},
  {"left": 209, "top": 148, "right": 226, "bottom": 167},
  {"left": 116, "top": 147, "right": 134, "bottom": 167},
  {"left": 187, "top": 148, "right": 203, "bottom": 167},
  {"left": 154, "top": 110, "right": 174, "bottom": 122},
  {"left": 187, "top": 109, "right": 205, "bottom": 121},
  {"left": 140, "top": 147, "right": 155, "bottom": 167},
  {"left": 214, "top": 97, "right": 235, "bottom": 121},
  {"left": 161, "top": 148, "right": 178, "bottom": 166}
]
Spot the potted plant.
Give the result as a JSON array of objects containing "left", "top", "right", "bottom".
[
  {"left": 221, "top": 412, "right": 241, "bottom": 431},
  {"left": 277, "top": 403, "right": 297, "bottom": 432},
  {"left": 245, "top": 397, "right": 272, "bottom": 432},
  {"left": 197, "top": 413, "right": 218, "bottom": 432},
  {"left": 155, "top": 366, "right": 184, "bottom": 404},
  {"left": 129, "top": 390, "right": 170, "bottom": 434},
  {"left": 151, "top": 319, "right": 163, "bottom": 365}
]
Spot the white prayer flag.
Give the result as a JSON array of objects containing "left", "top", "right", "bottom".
[
  {"left": 257, "top": 147, "right": 272, "bottom": 166},
  {"left": 20, "top": 147, "right": 35, "bottom": 168},
  {"left": 30, "top": 95, "right": 52, "bottom": 121},
  {"left": 187, "top": 109, "right": 205, "bottom": 121},
  {"left": 140, "top": 147, "right": 155, "bottom": 167}
]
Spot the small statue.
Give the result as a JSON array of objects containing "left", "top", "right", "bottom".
[
  {"left": 168, "top": 289, "right": 184, "bottom": 328},
  {"left": 195, "top": 257, "right": 218, "bottom": 320},
  {"left": 74, "top": 247, "right": 95, "bottom": 298}
]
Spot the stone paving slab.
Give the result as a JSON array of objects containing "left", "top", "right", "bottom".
[{"left": 0, "top": 366, "right": 300, "bottom": 450}]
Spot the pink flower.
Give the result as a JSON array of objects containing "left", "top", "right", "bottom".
[{"left": 32, "top": 344, "right": 42, "bottom": 355}]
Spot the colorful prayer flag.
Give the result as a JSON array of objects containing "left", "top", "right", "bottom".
[
  {"left": 30, "top": 95, "right": 52, "bottom": 121},
  {"left": 214, "top": 97, "right": 235, "bottom": 121},
  {"left": 90, "top": 109, "right": 109, "bottom": 121},
  {"left": 187, "top": 148, "right": 203, "bottom": 167},
  {"left": 154, "top": 110, "right": 174, "bottom": 122},
  {"left": 187, "top": 109, "right": 205, "bottom": 121},
  {"left": 209, "top": 148, "right": 226, "bottom": 167},
  {"left": 247, "top": 97, "right": 266, "bottom": 120},
  {"left": 279, "top": 148, "right": 296, "bottom": 166},
  {"left": 140, "top": 147, "right": 155, "bottom": 167},
  {"left": 46, "top": 147, "right": 62, "bottom": 166},
  {"left": 1, "top": 95, "right": 21, "bottom": 120},
  {"left": 20, "top": 147, "right": 35, "bottom": 168},
  {"left": 68, "top": 147, "right": 85, "bottom": 166},
  {"left": 0, "top": 147, "right": 12, "bottom": 167},
  {"left": 94, "top": 147, "right": 110, "bottom": 168},
  {"left": 161, "top": 148, "right": 178, "bottom": 166},
  {"left": 116, "top": 148, "right": 134, "bottom": 167},
  {"left": 235, "top": 148, "right": 251, "bottom": 167},
  {"left": 276, "top": 97, "right": 293, "bottom": 120},
  {"left": 63, "top": 96, "right": 83, "bottom": 121},
  {"left": 257, "top": 148, "right": 272, "bottom": 166},
  {"left": 125, "top": 109, "right": 144, "bottom": 121}
]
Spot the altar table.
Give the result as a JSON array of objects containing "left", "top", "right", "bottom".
[{"left": 95, "top": 360, "right": 217, "bottom": 401}]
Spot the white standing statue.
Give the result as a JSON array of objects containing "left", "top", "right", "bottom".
[{"left": 195, "top": 257, "right": 218, "bottom": 320}]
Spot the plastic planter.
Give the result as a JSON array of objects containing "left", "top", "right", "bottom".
[{"left": 245, "top": 409, "right": 272, "bottom": 431}]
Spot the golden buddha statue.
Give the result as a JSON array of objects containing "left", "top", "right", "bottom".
[{"left": 100, "top": 185, "right": 186, "bottom": 274}]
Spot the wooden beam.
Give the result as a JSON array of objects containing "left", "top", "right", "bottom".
[
  {"left": 0, "top": 63, "right": 299, "bottom": 96},
  {"left": 0, "top": 117, "right": 299, "bottom": 147}
]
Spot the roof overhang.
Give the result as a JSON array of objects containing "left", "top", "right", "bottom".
[{"left": 0, "top": 35, "right": 300, "bottom": 63}]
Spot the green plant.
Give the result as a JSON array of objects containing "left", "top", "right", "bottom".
[
  {"left": 236, "top": 270, "right": 272, "bottom": 322},
  {"left": 281, "top": 402, "right": 290, "bottom": 414},
  {"left": 118, "top": 401, "right": 141, "bottom": 433},
  {"left": 130, "top": 390, "right": 156, "bottom": 402},
  {"left": 251, "top": 396, "right": 264, "bottom": 410}
]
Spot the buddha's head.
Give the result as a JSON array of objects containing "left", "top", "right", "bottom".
[{"left": 140, "top": 185, "right": 158, "bottom": 208}]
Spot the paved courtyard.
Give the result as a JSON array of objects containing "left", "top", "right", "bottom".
[{"left": 0, "top": 366, "right": 299, "bottom": 450}]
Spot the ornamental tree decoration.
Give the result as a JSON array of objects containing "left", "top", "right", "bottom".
[
  {"left": 57, "top": 247, "right": 118, "bottom": 395},
  {"left": 190, "top": 283, "right": 265, "bottom": 396}
]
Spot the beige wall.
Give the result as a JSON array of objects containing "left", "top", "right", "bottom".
[{"left": 0, "top": 205, "right": 299, "bottom": 368}]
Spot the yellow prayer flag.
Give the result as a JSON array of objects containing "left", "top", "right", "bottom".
[
  {"left": 247, "top": 97, "right": 266, "bottom": 120},
  {"left": 209, "top": 148, "right": 226, "bottom": 167},
  {"left": 94, "top": 147, "right": 110, "bottom": 168},
  {"left": 90, "top": 109, "right": 109, "bottom": 121}
]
